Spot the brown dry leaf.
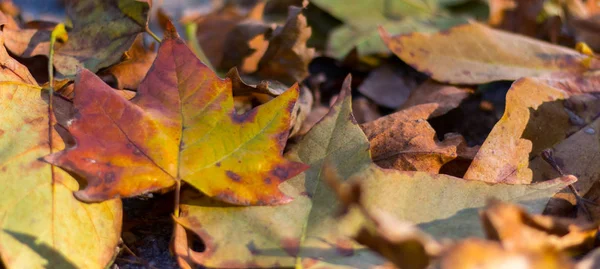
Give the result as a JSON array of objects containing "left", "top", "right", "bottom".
[
  {"left": 532, "top": 117, "right": 600, "bottom": 217},
  {"left": 256, "top": 2, "right": 315, "bottom": 85},
  {"left": 0, "top": 28, "right": 36, "bottom": 84},
  {"left": 361, "top": 103, "right": 475, "bottom": 173},
  {"left": 101, "top": 35, "right": 157, "bottom": 90},
  {"left": 488, "top": 0, "right": 545, "bottom": 37},
  {"left": 188, "top": 2, "right": 272, "bottom": 72},
  {"left": 482, "top": 200, "right": 598, "bottom": 256},
  {"left": 380, "top": 22, "right": 592, "bottom": 84},
  {"left": 464, "top": 72, "right": 600, "bottom": 184},
  {"left": 399, "top": 80, "right": 473, "bottom": 118},
  {"left": 434, "top": 239, "right": 574, "bottom": 269},
  {"left": 358, "top": 64, "right": 418, "bottom": 109}
]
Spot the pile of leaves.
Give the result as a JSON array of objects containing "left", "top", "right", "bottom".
[{"left": 1, "top": 0, "right": 600, "bottom": 268}]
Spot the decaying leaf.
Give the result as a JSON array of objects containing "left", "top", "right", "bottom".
[
  {"left": 256, "top": 2, "right": 315, "bottom": 86},
  {"left": 172, "top": 76, "right": 574, "bottom": 268},
  {"left": 533, "top": 116, "right": 600, "bottom": 216},
  {"left": 380, "top": 22, "right": 593, "bottom": 84},
  {"left": 361, "top": 103, "right": 475, "bottom": 173},
  {"left": 0, "top": 81, "right": 122, "bottom": 268},
  {"left": 4, "top": 0, "right": 150, "bottom": 77},
  {"left": 186, "top": 1, "right": 272, "bottom": 72},
  {"left": 482, "top": 200, "right": 598, "bottom": 255},
  {"left": 0, "top": 19, "right": 36, "bottom": 84},
  {"left": 464, "top": 72, "right": 600, "bottom": 184},
  {"left": 434, "top": 239, "right": 573, "bottom": 269},
  {"left": 44, "top": 27, "right": 306, "bottom": 205}
]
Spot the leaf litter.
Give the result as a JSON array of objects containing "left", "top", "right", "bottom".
[{"left": 1, "top": 0, "right": 600, "bottom": 269}]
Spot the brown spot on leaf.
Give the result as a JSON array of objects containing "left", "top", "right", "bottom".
[
  {"left": 0, "top": 129, "right": 4, "bottom": 137},
  {"left": 230, "top": 108, "right": 258, "bottom": 123},
  {"left": 271, "top": 165, "right": 289, "bottom": 181},
  {"left": 226, "top": 171, "right": 242, "bottom": 182},
  {"left": 24, "top": 117, "right": 44, "bottom": 125},
  {"left": 216, "top": 162, "right": 221, "bottom": 167},
  {"left": 281, "top": 238, "right": 300, "bottom": 256},
  {"left": 335, "top": 239, "right": 354, "bottom": 256},
  {"left": 104, "top": 172, "right": 116, "bottom": 184},
  {"left": 264, "top": 177, "right": 272, "bottom": 184},
  {"left": 246, "top": 241, "right": 261, "bottom": 255}
]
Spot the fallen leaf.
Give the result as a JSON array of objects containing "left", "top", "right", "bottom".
[
  {"left": 4, "top": 0, "right": 150, "bottom": 77},
  {"left": 44, "top": 26, "right": 307, "bottom": 205},
  {"left": 361, "top": 103, "right": 474, "bottom": 173},
  {"left": 482, "top": 200, "right": 598, "bottom": 255},
  {"left": 434, "top": 239, "right": 573, "bottom": 269},
  {"left": 312, "top": 0, "right": 468, "bottom": 59},
  {"left": 101, "top": 35, "right": 157, "bottom": 90},
  {"left": 0, "top": 27, "right": 36, "bottom": 84},
  {"left": 464, "top": 72, "right": 600, "bottom": 184},
  {"left": 0, "top": 82, "right": 122, "bottom": 268},
  {"left": 187, "top": 2, "right": 272, "bottom": 71},
  {"left": 399, "top": 80, "right": 473, "bottom": 118},
  {"left": 532, "top": 117, "right": 600, "bottom": 216},
  {"left": 172, "top": 76, "right": 574, "bottom": 268},
  {"left": 256, "top": 2, "right": 315, "bottom": 86},
  {"left": 380, "top": 22, "right": 592, "bottom": 84}
]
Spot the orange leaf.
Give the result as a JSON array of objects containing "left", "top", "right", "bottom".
[{"left": 45, "top": 28, "right": 307, "bottom": 205}]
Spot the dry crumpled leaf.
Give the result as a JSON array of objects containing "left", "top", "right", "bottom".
[
  {"left": 101, "top": 35, "right": 157, "bottom": 90},
  {"left": 44, "top": 26, "right": 306, "bottom": 206},
  {"left": 380, "top": 22, "right": 593, "bottom": 84},
  {"left": 255, "top": 2, "right": 315, "bottom": 86},
  {"left": 434, "top": 239, "right": 573, "bottom": 269},
  {"left": 361, "top": 103, "right": 476, "bottom": 173},
  {"left": 482, "top": 200, "right": 598, "bottom": 255},
  {"left": 4, "top": 0, "right": 150, "bottom": 77},
  {"left": 0, "top": 26, "right": 36, "bottom": 84},
  {"left": 464, "top": 72, "right": 600, "bottom": 184},
  {"left": 172, "top": 76, "right": 574, "bottom": 268},
  {"left": 0, "top": 74, "right": 121, "bottom": 267},
  {"left": 399, "top": 80, "right": 473, "bottom": 118},
  {"left": 188, "top": 2, "right": 272, "bottom": 72}
]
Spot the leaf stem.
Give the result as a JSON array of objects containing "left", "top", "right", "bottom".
[
  {"left": 146, "top": 26, "right": 161, "bottom": 43},
  {"left": 174, "top": 180, "right": 181, "bottom": 218}
]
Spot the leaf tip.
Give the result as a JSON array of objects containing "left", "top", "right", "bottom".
[
  {"left": 378, "top": 26, "right": 390, "bottom": 43},
  {"left": 163, "top": 18, "right": 180, "bottom": 40}
]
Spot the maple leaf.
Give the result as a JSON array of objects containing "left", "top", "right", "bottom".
[
  {"left": 380, "top": 22, "right": 595, "bottom": 84},
  {"left": 171, "top": 76, "right": 573, "bottom": 268},
  {"left": 0, "top": 72, "right": 121, "bottom": 267},
  {"left": 4, "top": 0, "right": 150, "bottom": 77},
  {"left": 44, "top": 26, "right": 307, "bottom": 205}
]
